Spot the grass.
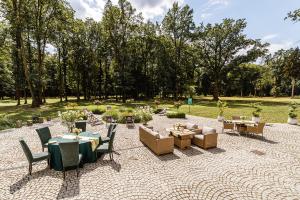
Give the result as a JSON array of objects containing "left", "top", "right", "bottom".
[{"left": 0, "top": 96, "right": 299, "bottom": 130}]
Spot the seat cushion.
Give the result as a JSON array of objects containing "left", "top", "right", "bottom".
[
  {"left": 78, "top": 154, "right": 83, "bottom": 164},
  {"left": 194, "top": 134, "right": 204, "bottom": 140},
  {"left": 97, "top": 143, "right": 109, "bottom": 153},
  {"left": 202, "top": 126, "right": 216, "bottom": 135},
  {"left": 32, "top": 152, "right": 49, "bottom": 162},
  {"left": 102, "top": 136, "right": 110, "bottom": 143}
]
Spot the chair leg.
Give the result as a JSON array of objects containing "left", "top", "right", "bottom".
[
  {"left": 42, "top": 147, "right": 44, "bottom": 152},
  {"left": 29, "top": 163, "right": 32, "bottom": 175},
  {"left": 76, "top": 166, "right": 79, "bottom": 177},
  {"left": 63, "top": 169, "right": 65, "bottom": 180}
]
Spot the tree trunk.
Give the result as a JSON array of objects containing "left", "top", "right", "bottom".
[
  {"left": 291, "top": 78, "right": 295, "bottom": 98},
  {"left": 212, "top": 82, "right": 219, "bottom": 101},
  {"left": 58, "top": 46, "right": 63, "bottom": 102},
  {"left": 24, "top": 88, "right": 27, "bottom": 104}
]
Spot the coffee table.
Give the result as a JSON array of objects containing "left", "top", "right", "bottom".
[{"left": 167, "top": 128, "right": 194, "bottom": 149}]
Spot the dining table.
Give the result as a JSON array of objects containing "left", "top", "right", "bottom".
[{"left": 48, "top": 131, "right": 101, "bottom": 171}]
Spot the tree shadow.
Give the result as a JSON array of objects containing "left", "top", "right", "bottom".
[
  {"left": 206, "top": 147, "right": 226, "bottom": 154},
  {"left": 177, "top": 146, "right": 203, "bottom": 157}
]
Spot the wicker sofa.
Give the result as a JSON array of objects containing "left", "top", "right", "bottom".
[
  {"left": 139, "top": 125, "right": 174, "bottom": 155},
  {"left": 191, "top": 126, "right": 218, "bottom": 149}
]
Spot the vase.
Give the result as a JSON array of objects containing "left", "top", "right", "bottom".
[
  {"left": 287, "top": 117, "right": 298, "bottom": 125},
  {"left": 252, "top": 116, "right": 260, "bottom": 123},
  {"left": 217, "top": 115, "right": 224, "bottom": 122}
]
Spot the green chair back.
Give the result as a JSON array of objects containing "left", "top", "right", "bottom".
[
  {"left": 108, "top": 130, "right": 116, "bottom": 151},
  {"left": 19, "top": 139, "right": 33, "bottom": 163},
  {"left": 59, "top": 142, "right": 79, "bottom": 168},
  {"left": 107, "top": 123, "right": 117, "bottom": 137},
  {"left": 36, "top": 127, "right": 52, "bottom": 146},
  {"left": 75, "top": 121, "right": 86, "bottom": 132}
]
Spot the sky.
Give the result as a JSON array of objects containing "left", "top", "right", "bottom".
[{"left": 67, "top": 0, "right": 300, "bottom": 54}]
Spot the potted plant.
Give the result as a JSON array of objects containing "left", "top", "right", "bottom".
[
  {"left": 217, "top": 100, "right": 227, "bottom": 122},
  {"left": 288, "top": 102, "right": 298, "bottom": 125},
  {"left": 251, "top": 103, "right": 262, "bottom": 123}
]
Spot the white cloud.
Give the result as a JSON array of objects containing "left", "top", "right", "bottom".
[
  {"left": 268, "top": 41, "right": 293, "bottom": 54},
  {"left": 67, "top": 0, "right": 184, "bottom": 21},
  {"left": 262, "top": 34, "right": 278, "bottom": 41},
  {"left": 200, "top": 0, "right": 230, "bottom": 19}
]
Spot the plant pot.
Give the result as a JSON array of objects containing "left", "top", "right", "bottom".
[
  {"left": 287, "top": 117, "right": 298, "bottom": 125},
  {"left": 16, "top": 120, "right": 23, "bottom": 128},
  {"left": 252, "top": 116, "right": 260, "bottom": 123},
  {"left": 38, "top": 117, "right": 44, "bottom": 123},
  {"left": 217, "top": 115, "right": 224, "bottom": 122}
]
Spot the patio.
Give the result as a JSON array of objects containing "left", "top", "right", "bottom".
[{"left": 0, "top": 115, "right": 300, "bottom": 200}]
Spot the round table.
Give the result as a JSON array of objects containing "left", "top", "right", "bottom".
[{"left": 48, "top": 132, "right": 101, "bottom": 171}]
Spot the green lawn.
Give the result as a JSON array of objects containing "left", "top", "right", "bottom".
[{"left": 0, "top": 96, "right": 299, "bottom": 130}]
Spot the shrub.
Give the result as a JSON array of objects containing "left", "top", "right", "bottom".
[
  {"left": 0, "top": 115, "right": 14, "bottom": 130},
  {"left": 153, "top": 108, "right": 163, "bottom": 114},
  {"left": 288, "top": 102, "right": 298, "bottom": 119},
  {"left": 102, "top": 110, "right": 120, "bottom": 122},
  {"left": 135, "top": 108, "right": 153, "bottom": 124},
  {"left": 166, "top": 112, "right": 186, "bottom": 118},
  {"left": 92, "top": 108, "right": 106, "bottom": 115},
  {"left": 251, "top": 103, "right": 262, "bottom": 117},
  {"left": 217, "top": 100, "right": 227, "bottom": 116}
]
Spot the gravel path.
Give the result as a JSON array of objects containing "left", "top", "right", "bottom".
[{"left": 0, "top": 115, "right": 300, "bottom": 199}]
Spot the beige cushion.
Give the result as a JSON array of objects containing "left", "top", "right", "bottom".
[
  {"left": 186, "top": 123, "right": 198, "bottom": 130},
  {"left": 194, "top": 134, "right": 204, "bottom": 140},
  {"left": 149, "top": 130, "right": 160, "bottom": 139},
  {"left": 202, "top": 126, "right": 216, "bottom": 135}
]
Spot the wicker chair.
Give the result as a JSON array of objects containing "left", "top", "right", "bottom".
[
  {"left": 125, "top": 116, "right": 135, "bottom": 128},
  {"left": 222, "top": 121, "right": 235, "bottom": 134},
  {"left": 246, "top": 123, "right": 266, "bottom": 138},
  {"left": 232, "top": 116, "right": 241, "bottom": 120}
]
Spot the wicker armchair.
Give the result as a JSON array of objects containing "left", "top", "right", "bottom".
[
  {"left": 246, "top": 123, "right": 266, "bottom": 138},
  {"left": 222, "top": 121, "right": 235, "bottom": 134}
]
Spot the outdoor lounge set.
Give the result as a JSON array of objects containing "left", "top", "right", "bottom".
[{"left": 139, "top": 122, "right": 218, "bottom": 156}]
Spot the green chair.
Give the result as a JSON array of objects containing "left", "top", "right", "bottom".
[
  {"left": 59, "top": 141, "right": 82, "bottom": 179},
  {"left": 36, "top": 127, "right": 52, "bottom": 152},
  {"left": 75, "top": 121, "right": 87, "bottom": 132},
  {"left": 19, "top": 139, "right": 50, "bottom": 175},
  {"left": 102, "top": 123, "right": 117, "bottom": 143},
  {"left": 97, "top": 129, "right": 116, "bottom": 161}
]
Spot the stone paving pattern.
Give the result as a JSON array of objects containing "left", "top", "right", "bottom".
[{"left": 0, "top": 115, "right": 300, "bottom": 200}]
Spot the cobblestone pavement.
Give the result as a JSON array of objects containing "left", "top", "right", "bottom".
[{"left": 0, "top": 115, "right": 300, "bottom": 200}]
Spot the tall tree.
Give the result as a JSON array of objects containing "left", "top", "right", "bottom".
[
  {"left": 162, "top": 2, "right": 195, "bottom": 99},
  {"left": 195, "top": 19, "right": 268, "bottom": 100}
]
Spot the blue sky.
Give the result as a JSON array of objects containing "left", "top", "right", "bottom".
[{"left": 67, "top": 0, "right": 300, "bottom": 54}]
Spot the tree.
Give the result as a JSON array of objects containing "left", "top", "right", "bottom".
[
  {"left": 284, "top": 48, "right": 300, "bottom": 98},
  {"left": 162, "top": 2, "right": 195, "bottom": 99},
  {"left": 195, "top": 19, "right": 268, "bottom": 100}
]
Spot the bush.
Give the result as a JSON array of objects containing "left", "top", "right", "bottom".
[
  {"left": 102, "top": 110, "right": 120, "bottom": 122},
  {"left": 166, "top": 112, "right": 186, "bottom": 118},
  {"left": 92, "top": 108, "right": 106, "bottom": 115},
  {"left": 288, "top": 102, "right": 298, "bottom": 119},
  {"left": 154, "top": 108, "right": 163, "bottom": 114},
  {"left": 0, "top": 115, "right": 14, "bottom": 130}
]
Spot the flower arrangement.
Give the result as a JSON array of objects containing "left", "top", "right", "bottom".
[
  {"left": 72, "top": 128, "right": 82, "bottom": 135},
  {"left": 59, "top": 110, "right": 86, "bottom": 132}
]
